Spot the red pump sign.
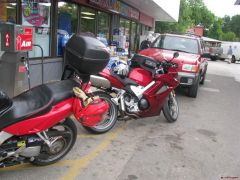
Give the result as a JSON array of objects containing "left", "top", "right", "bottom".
[
  {"left": 15, "top": 28, "right": 33, "bottom": 51},
  {"left": 4, "top": 32, "right": 10, "bottom": 48},
  {"left": 1, "top": 24, "right": 33, "bottom": 52}
]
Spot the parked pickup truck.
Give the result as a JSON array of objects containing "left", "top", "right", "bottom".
[
  {"left": 202, "top": 36, "right": 223, "bottom": 61},
  {"left": 138, "top": 33, "right": 209, "bottom": 98}
]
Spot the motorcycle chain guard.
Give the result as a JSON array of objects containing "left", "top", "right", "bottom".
[{"left": 73, "top": 97, "right": 109, "bottom": 127}]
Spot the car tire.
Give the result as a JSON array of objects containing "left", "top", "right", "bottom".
[
  {"left": 231, "top": 55, "right": 236, "bottom": 63},
  {"left": 188, "top": 75, "right": 200, "bottom": 98},
  {"left": 200, "top": 68, "right": 207, "bottom": 85},
  {"left": 210, "top": 56, "right": 217, "bottom": 61}
]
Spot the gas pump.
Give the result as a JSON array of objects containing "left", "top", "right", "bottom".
[{"left": 0, "top": 23, "right": 33, "bottom": 97}]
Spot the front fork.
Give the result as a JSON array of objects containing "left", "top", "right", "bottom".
[
  {"left": 170, "top": 90, "right": 176, "bottom": 98},
  {"left": 110, "top": 88, "right": 126, "bottom": 112},
  {"left": 168, "top": 90, "right": 177, "bottom": 108}
]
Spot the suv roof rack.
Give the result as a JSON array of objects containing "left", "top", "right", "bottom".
[
  {"left": 184, "top": 32, "right": 202, "bottom": 38},
  {"left": 163, "top": 32, "right": 201, "bottom": 38}
]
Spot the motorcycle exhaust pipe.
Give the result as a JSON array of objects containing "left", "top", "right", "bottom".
[{"left": 90, "top": 75, "right": 111, "bottom": 88}]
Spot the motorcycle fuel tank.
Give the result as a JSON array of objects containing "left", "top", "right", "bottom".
[{"left": 128, "top": 68, "right": 152, "bottom": 87}]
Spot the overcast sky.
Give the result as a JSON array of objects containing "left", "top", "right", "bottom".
[{"left": 203, "top": 0, "right": 239, "bottom": 17}]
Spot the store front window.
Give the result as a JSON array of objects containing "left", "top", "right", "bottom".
[
  {"left": 141, "top": 25, "right": 150, "bottom": 35},
  {"left": 0, "top": 1, "right": 17, "bottom": 59},
  {"left": 21, "top": 0, "right": 51, "bottom": 58},
  {"left": 97, "top": 11, "right": 110, "bottom": 46},
  {"left": 0, "top": 1, "right": 17, "bottom": 23},
  {"left": 57, "top": 2, "right": 78, "bottom": 56},
  {"left": 80, "top": 7, "right": 96, "bottom": 34},
  {"left": 130, "top": 21, "right": 137, "bottom": 52},
  {"left": 119, "top": 18, "right": 130, "bottom": 54}
]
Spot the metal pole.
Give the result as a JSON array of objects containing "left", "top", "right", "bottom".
[{"left": 33, "top": 44, "right": 44, "bottom": 84}]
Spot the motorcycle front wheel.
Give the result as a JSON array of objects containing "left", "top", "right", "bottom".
[
  {"left": 162, "top": 91, "right": 179, "bottom": 123},
  {"left": 31, "top": 118, "right": 77, "bottom": 166},
  {"left": 82, "top": 91, "right": 118, "bottom": 134}
]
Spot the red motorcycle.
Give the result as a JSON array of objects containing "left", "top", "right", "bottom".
[
  {"left": 90, "top": 52, "right": 180, "bottom": 132},
  {"left": 0, "top": 34, "right": 114, "bottom": 168}
]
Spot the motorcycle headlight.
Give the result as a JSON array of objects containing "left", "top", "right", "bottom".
[{"left": 182, "top": 64, "right": 199, "bottom": 72}]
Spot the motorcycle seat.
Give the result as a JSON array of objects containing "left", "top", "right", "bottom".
[{"left": 0, "top": 79, "right": 78, "bottom": 130}]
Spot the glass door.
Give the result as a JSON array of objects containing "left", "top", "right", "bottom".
[
  {"left": 97, "top": 11, "right": 110, "bottom": 45},
  {"left": 80, "top": 6, "right": 96, "bottom": 34},
  {"left": 57, "top": 2, "right": 78, "bottom": 56}
]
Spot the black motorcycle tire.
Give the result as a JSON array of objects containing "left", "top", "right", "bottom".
[
  {"left": 82, "top": 91, "right": 118, "bottom": 134},
  {"left": 31, "top": 118, "right": 77, "bottom": 166},
  {"left": 162, "top": 93, "right": 179, "bottom": 123}
]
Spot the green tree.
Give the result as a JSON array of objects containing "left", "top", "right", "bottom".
[
  {"left": 222, "top": 32, "right": 236, "bottom": 41},
  {"left": 230, "top": 15, "right": 240, "bottom": 38},
  {"left": 222, "top": 15, "right": 232, "bottom": 33},
  {"left": 209, "top": 18, "right": 223, "bottom": 40},
  {"left": 155, "top": 0, "right": 193, "bottom": 33},
  {"left": 155, "top": 0, "right": 239, "bottom": 41},
  {"left": 155, "top": 0, "right": 214, "bottom": 35}
]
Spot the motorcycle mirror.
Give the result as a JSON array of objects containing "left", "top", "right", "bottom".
[
  {"left": 139, "top": 40, "right": 151, "bottom": 51},
  {"left": 173, "top": 52, "right": 179, "bottom": 59}
]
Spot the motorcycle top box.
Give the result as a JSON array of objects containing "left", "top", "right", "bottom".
[{"left": 64, "top": 34, "right": 110, "bottom": 75}]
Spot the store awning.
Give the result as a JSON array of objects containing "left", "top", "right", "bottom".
[
  {"left": 121, "top": 0, "right": 180, "bottom": 22},
  {"left": 202, "top": 36, "right": 221, "bottom": 43},
  {"left": 235, "top": 0, "right": 240, "bottom": 5}
]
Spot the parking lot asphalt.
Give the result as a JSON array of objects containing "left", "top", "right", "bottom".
[{"left": 1, "top": 60, "right": 240, "bottom": 180}]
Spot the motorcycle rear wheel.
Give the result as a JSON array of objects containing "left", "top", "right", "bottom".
[
  {"left": 82, "top": 91, "right": 118, "bottom": 134},
  {"left": 31, "top": 118, "right": 77, "bottom": 166},
  {"left": 162, "top": 92, "right": 179, "bottom": 123}
]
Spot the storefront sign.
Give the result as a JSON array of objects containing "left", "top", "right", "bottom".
[
  {"left": 89, "top": 0, "right": 116, "bottom": 9},
  {"left": 89, "top": 0, "right": 139, "bottom": 20},
  {"left": 15, "top": 28, "right": 33, "bottom": 51},
  {"left": 140, "top": 13, "right": 154, "bottom": 27},
  {"left": 126, "top": 6, "right": 139, "bottom": 20}
]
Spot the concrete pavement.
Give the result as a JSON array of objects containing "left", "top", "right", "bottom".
[{"left": 0, "top": 60, "right": 240, "bottom": 180}]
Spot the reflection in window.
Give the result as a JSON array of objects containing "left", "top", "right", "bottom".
[
  {"left": 0, "top": 1, "right": 17, "bottom": 59},
  {"left": 119, "top": 18, "right": 130, "bottom": 52},
  {"left": 141, "top": 25, "right": 150, "bottom": 36},
  {"left": 21, "top": 0, "right": 51, "bottom": 57},
  {"left": 0, "top": 2, "right": 17, "bottom": 23},
  {"left": 131, "top": 22, "right": 137, "bottom": 52},
  {"left": 57, "top": 2, "right": 78, "bottom": 56},
  {"left": 80, "top": 7, "right": 96, "bottom": 34},
  {"left": 97, "top": 11, "right": 110, "bottom": 45}
]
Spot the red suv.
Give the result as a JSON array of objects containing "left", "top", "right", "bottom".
[{"left": 138, "top": 33, "right": 209, "bottom": 98}]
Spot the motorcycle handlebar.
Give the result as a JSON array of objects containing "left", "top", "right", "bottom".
[
  {"left": 157, "top": 52, "right": 179, "bottom": 70},
  {"left": 158, "top": 61, "right": 178, "bottom": 69}
]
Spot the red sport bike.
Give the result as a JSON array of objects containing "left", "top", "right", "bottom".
[
  {"left": 89, "top": 52, "right": 180, "bottom": 133},
  {"left": 0, "top": 34, "right": 114, "bottom": 167}
]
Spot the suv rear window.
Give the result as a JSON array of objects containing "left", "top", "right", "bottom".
[{"left": 151, "top": 35, "right": 199, "bottom": 54}]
